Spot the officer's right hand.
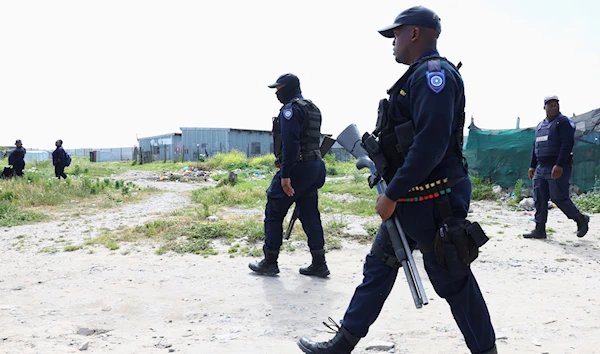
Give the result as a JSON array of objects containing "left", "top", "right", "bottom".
[
  {"left": 528, "top": 168, "right": 536, "bottom": 180},
  {"left": 281, "top": 178, "right": 294, "bottom": 197}
]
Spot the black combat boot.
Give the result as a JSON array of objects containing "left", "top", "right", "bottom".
[
  {"left": 297, "top": 322, "right": 359, "bottom": 354},
  {"left": 523, "top": 223, "right": 547, "bottom": 239},
  {"left": 576, "top": 214, "right": 590, "bottom": 238},
  {"left": 248, "top": 245, "right": 279, "bottom": 275},
  {"left": 299, "top": 249, "right": 330, "bottom": 277}
]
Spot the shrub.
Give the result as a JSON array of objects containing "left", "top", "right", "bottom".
[
  {"left": 574, "top": 192, "right": 600, "bottom": 213},
  {"left": 206, "top": 150, "right": 248, "bottom": 170},
  {"left": 470, "top": 175, "right": 497, "bottom": 201}
]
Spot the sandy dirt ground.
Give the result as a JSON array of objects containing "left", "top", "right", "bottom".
[{"left": 1, "top": 172, "right": 599, "bottom": 354}]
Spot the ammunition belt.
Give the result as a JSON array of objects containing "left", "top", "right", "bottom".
[{"left": 397, "top": 178, "right": 452, "bottom": 203}]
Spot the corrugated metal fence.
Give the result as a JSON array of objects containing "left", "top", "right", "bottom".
[{"left": 68, "top": 148, "right": 134, "bottom": 161}]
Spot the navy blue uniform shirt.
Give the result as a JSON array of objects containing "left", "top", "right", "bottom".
[
  {"left": 530, "top": 113, "right": 575, "bottom": 168},
  {"left": 385, "top": 50, "right": 466, "bottom": 201},
  {"left": 279, "top": 94, "right": 305, "bottom": 178},
  {"left": 52, "top": 146, "right": 67, "bottom": 167},
  {"left": 8, "top": 147, "right": 26, "bottom": 167}
]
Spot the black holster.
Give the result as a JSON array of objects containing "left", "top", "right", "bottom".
[
  {"left": 362, "top": 119, "right": 415, "bottom": 184},
  {"left": 434, "top": 217, "right": 489, "bottom": 276}
]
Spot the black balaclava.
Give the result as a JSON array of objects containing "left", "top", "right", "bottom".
[{"left": 276, "top": 77, "right": 301, "bottom": 104}]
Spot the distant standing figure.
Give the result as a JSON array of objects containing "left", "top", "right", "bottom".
[
  {"left": 8, "top": 139, "right": 26, "bottom": 177},
  {"left": 523, "top": 96, "right": 589, "bottom": 239},
  {"left": 52, "top": 139, "right": 68, "bottom": 180}
]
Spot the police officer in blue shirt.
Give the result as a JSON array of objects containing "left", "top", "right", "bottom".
[
  {"left": 248, "top": 74, "right": 329, "bottom": 277},
  {"left": 523, "top": 96, "right": 590, "bottom": 239},
  {"left": 8, "top": 139, "right": 26, "bottom": 177},
  {"left": 298, "top": 6, "right": 496, "bottom": 354}
]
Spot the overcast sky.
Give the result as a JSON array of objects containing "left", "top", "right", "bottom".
[{"left": 1, "top": 0, "right": 598, "bottom": 150}]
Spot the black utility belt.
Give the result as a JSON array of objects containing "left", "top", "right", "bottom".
[
  {"left": 297, "top": 151, "right": 321, "bottom": 162},
  {"left": 538, "top": 154, "right": 573, "bottom": 168},
  {"left": 397, "top": 178, "right": 452, "bottom": 203}
]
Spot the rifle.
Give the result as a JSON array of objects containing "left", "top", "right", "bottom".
[
  {"left": 284, "top": 136, "right": 337, "bottom": 240},
  {"left": 336, "top": 124, "right": 428, "bottom": 309}
]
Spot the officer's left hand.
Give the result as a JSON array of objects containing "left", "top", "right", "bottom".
[
  {"left": 281, "top": 178, "right": 294, "bottom": 197},
  {"left": 375, "top": 194, "right": 396, "bottom": 221},
  {"left": 551, "top": 165, "right": 563, "bottom": 179}
]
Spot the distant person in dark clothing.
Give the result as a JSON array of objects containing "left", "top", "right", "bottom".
[
  {"left": 8, "top": 139, "right": 26, "bottom": 177},
  {"left": 52, "top": 139, "right": 68, "bottom": 179}
]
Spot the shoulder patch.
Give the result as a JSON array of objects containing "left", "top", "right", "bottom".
[
  {"left": 283, "top": 109, "right": 293, "bottom": 120},
  {"left": 568, "top": 119, "right": 576, "bottom": 130},
  {"left": 426, "top": 69, "right": 445, "bottom": 94}
]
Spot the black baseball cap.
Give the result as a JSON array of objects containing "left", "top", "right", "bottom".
[
  {"left": 267, "top": 73, "right": 300, "bottom": 89},
  {"left": 378, "top": 6, "right": 442, "bottom": 38}
]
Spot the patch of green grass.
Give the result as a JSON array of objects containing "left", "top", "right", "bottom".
[
  {"left": 64, "top": 245, "right": 83, "bottom": 252},
  {"left": 322, "top": 218, "right": 375, "bottom": 246},
  {"left": 105, "top": 240, "right": 120, "bottom": 250},
  {"left": 547, "top": 227, "right": 556, "bottom": 234},
  {"left": 83, "top": 215, "right": 265, "bottom": 256},
  {"left": 327, "top": 237, "right": 342, "bottom": 250},
  {"left": 364, "top": 223, "right": 379, "bottom": 238},
  {"left": 282, "top": 243, "right": 296, "bottom": 252},
  {"left": 191, "top": 178, "right": 268, "bottom": 210},
  {"left": 507, "top": 179, "right": 526, "bottom": 208},
  {"left": 319, "top": 197, "right": 375, "bottom": 217},
  {"left": 320, "top": 180, "right": 377, "bottom": 199},
  {"left": 323, "top": 218, "right": 348, "bottom": 239},
  {"left": 245, "top": 246, "right": 262, "bottom": 257},
  {"left": 228, "top": 244, "right": 240, "bottom": 254},
  {"left": 0, "top": 172, "right": 150, "bottom": 226},
  {"left": 470, "top": 174, "right": 497, "bottom": 201},
  {"left": 323, "top": 154, "right": 359, "bottom": 176},
  {"left": 0, "top": 200, "right": 48, "bottom": 226},
  {"left": 574, "top": 191, "right": 600, "bottom": 213}
]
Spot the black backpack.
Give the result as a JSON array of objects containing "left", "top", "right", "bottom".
[{"left": 64, "top": 151, "right": 72, "bottom": 167}]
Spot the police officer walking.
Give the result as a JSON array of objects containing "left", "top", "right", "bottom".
[
  {"left": 297, "top": 6, "right": 497, "bottom": 354},
  {"left": 52, "top": 139, "right": 68, "bottom": 180},
  {"left": 248, "top": 73, "right": 329, "bottom": 277},
  {"left": 523, "top": 96, "right": 590, "bottom": 239},
  {"left": 8, "top": 139, "right": 26, "bottom": 177}
]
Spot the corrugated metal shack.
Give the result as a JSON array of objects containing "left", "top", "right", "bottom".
[
  {"left": 136, "top": 133, "right": 183, "bottom": 163},
  {"left": 179, "top": 127, "right": 273, "bottom": 161}
]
